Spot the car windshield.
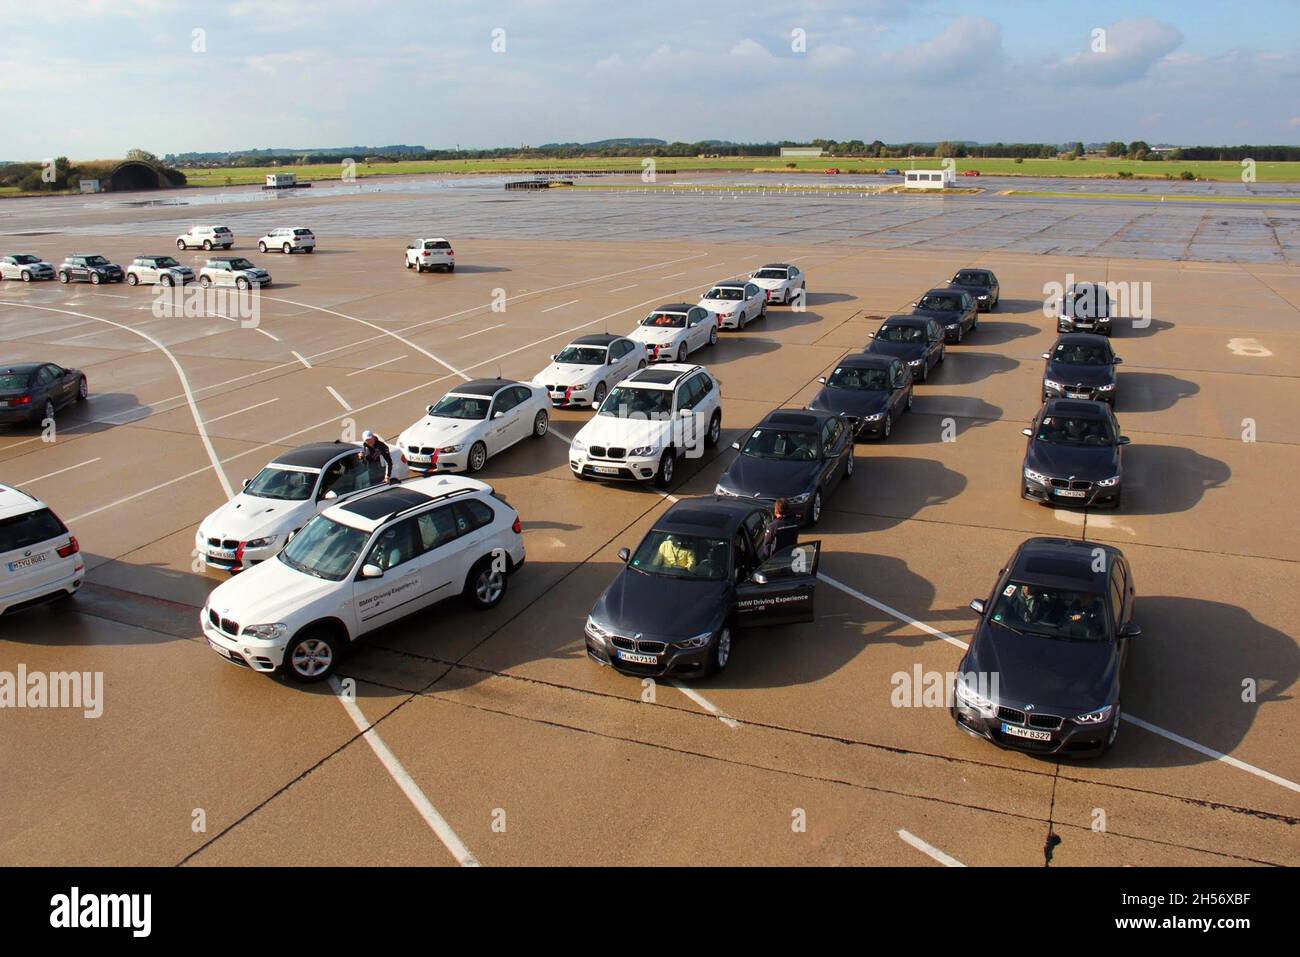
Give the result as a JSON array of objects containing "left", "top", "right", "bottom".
[
  {"left": 954, "top": 272, "right": 989, "bottom": 286},
  {"left": 430, "top": 394, "right": 489, "bottom": 419},
  {"left": 0, "top": 372, "right": 32, "bottom": 390},
  {"left": 706, "top": 288, "right": 743, "bottom": 301},
  {"left": 917, "top": 295, "right": 959, "bottom": 311},
  {"left": 154, "top": 256, "right": 180, "bottom": 267},
  {"left": 876, "top": 324, "right": 925, "bottom": 343},
  {"left": 554, "top": 346, "right": 607, "bottom": 365},
  {"left": 244, "top": 465, "right": 318, "bottom": 501},
  {"left": 13, "top": 255, "right": 39, "bottom": 265},
  {"left": 1036, "top": 416, "right": 1115, "bottom": 446},
  {"left": 599, "top": 385, "right": 671, "bottom": 418},
  {"left": 1054, "top": 343, "right": 1111, "bottom": 365},
  {"left": 630, "top": 531, "right": 730, "bottom": 581},
  {"left": 828, "top": 366, "right": 891, "bottom": 391},
  {"left": 293, "top": 229, "right": 312, "bottom": 236},
  {"left": 84, "top": 256, "right": 109, "bottom": 266},
  {"left": 228, "top": 258, "right": 255, "bottom": 270},
  {"left": 990, "top": 582, "right": 1110, "bottom": 642},
  {"left": 277, "top": 515, "right": 369, "bottom": 582},
  {"left": 0, "top": 508, "right": 66, "bottom": 552},
  {"left": 742, "top": 428, "right": 819, "bottom": 461},
  {"left": 752, "top": 269, "right": 788, "bottom": 280},
  {"left": 642, "top": 312, "right": 686, "bottom": 328}
]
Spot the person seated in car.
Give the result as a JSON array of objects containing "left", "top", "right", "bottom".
[{"left": 656, "top": 535, "right": 697, "bottom": 572}]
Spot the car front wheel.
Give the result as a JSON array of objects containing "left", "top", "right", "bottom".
[
  {"left": 467, "top": 441, "right": 488, "bottom": 472},
  {"left": 655, "top": 449, "right": 675, "bottom": 488},
  {"left": 284, "top": 629, "right": 338, "bottom": 683},
  {"left": 464, "top": 555, "right": 508, "bottom": 610},
  {"left": 706, "top": 410, "right": 721, "bottom": 447},
  {"left": 283, "top": 244, "right": 292, "bottom": 254},
  {"left": 126, "top": 273, "right": 139, "bottom": 286},
  {"left": 77, "top": 377, "right": 88, "bottom": 401},
  {"left": 531, "top": 408, "right": 549, "bottom": 438},
  {"left": 707, "top": 627, "right": 732, "bottom": 675},
  {"left": 259, "top": 241, "right": 268, "bottom": 252},
  {"left": 806, "top": 488, "right": 823, "bottom": 527}
]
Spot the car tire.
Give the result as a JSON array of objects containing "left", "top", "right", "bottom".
[
  {"left": 21, "top": 270, "right": 31, "bottom": 282},
  {"left": 283, "top": 244, "right": 292, "bottom": 255},
  {"left": 654, "top": 449, "right": 675, "bottom": 488},
  {"left": 637, "top": 359, "right": 647, "bottom": 370},
  {"left": 938, "top": 345, "right": 946, "bottom": 364},
  {"left": 199, "top": 275, "right": 212, "bottom": 288},
  {"left": 126, "top": 273, "right": 139, "bottom": 286},
  {"left": 844, "top": 450, "right": 855, "bottom": 479},
  {"left": 677, "top": 342, "right": 687, "bottom": 362},
  {"left": 708, "top": 324, "right": 718, "bottom": 347},
  {"left": 531, "top": 408, "right": 549, "bottom": 438},
  {"left": 416, "top": 263, "right": 424, "bottom": 273},
  {"left": 464, "top": 555, "right": 508, "bottom": 610},
  {"left": 972, "top": 313, "right": 979, "bottom": 330},
  {"left": 76, "top": 377, "right": 88, "bottom": 402},
  {"left": 58, "top": 272, "right": 70, "bottom": 283},
  {"left": 955, "top": 326, "right": 962, "bottom": 344},
  {"left": 705, "top": 627, "right": 732, "bottom": 675},
  {"left": 305, "top": 247, "right": 314, "bottom": 254},
  {"left": 705, "top": 410, "right": 721, "bottom": 447},
  {"left": 405, "top": 259, "right": 413, "bottom": 269},
  {"left": 920, "top": 362, "right": 929, "bottom": 383},
  {"left": 905, "top": 390, "right": 914, "bottom": 411},
  {"left": 236, "top": 277, "right": 250, "bottom": 291},
  {"left": 593, "top": 381, "right": 607, "bottom": 406},
  {"left": 1100, "top": 705, "right": 1121, "bottom": 755},
  {"left": 759, "top": 302, "right": 767, "bottom": 319},
  {"left": 176, "top": 240, "right": 186, "bottom": 250},
  {"left": 90, "top": 272, "right": 101, "bottom": 285},
  {"left": 283, "top": 628, "right": 338, "bottom": 683},
  {"left": 467, "top": 441, "right": 488, "bottom": 473},
  {"left": 258, "top": 241, "right": 268, "bottom": 253},
  {"left": 41, "top": 399, "right": 55, "bottom": 424},
  {"left": 447, "top": 264, "right": 455, "bottom": 272},
  {"left": 881, "top": 413, "right": 892, "bottom": 440},
  {"left": 202, "top": 240, "right": 212, "bottom": 251},
  {"left": 161, "top": 274, "right": 174, "bottom": 287},
  {"left": 806, "top": 488, "right": 823, "bottom": 527}
]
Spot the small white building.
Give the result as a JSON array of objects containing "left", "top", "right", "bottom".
[
  {"left": 266, "top": 172, "right": 297, "bottom": 188},
  {"left": 780, "top": 147, "right": 824, "bottom": 157},
  {"left": 904, "top": 169, "right": 955, "bottom": 189},
  {"left": 79, "top": 179, "right": 101, "bottom": 194}
]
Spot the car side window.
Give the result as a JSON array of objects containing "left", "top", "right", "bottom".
[
  {"left": 493, "top": 390, "right": 517, "bottom": 415},
  {"left": 454, "top": 498, "right": 495, "bottom": 533},
  {"left": 742, "top": 510, "right": 767, "bottom": 553},
  {"left": 696, "top": 374, "right": 713, "bottom": 401},
  {"left": 1108, "top": 566, "right": 1124, "bottom": 630},
  {"left": 416, "top": 505, "right": 460, "bottom": 551},
  {"left": 35, "top": 366, "right": 55, "bottom": 387},
  {"left": 321, "top": 454, "right": 370, "bottom": 496},
  {"left": 820, "top": 418, "right": 839, "bottom": 453},
  {"left": 675, "top": 381, "right": 694, "bottom": 411},
  {"left": 365, "top": 517, "right": 421, "bottom": 571},
  {"left": 790, "top": 266, "right": 800, "bottom": 278},
  {"left": 511, "top": 386, "right": 533, "bottom": 407},
  {"left": 745, "top": 283, "right": 759, "bottom": 299}
]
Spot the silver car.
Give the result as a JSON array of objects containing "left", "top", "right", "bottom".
[
  {"left": 126, "top": 255, "right": 195, "bottom": 287},
  {"left": 0, "top": 254, "right": 55, "bottom": 282},
  {"left": 198, "top": 256, "right": 272, "bottom": 289}
]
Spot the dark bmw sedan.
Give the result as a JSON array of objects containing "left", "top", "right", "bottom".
[
  {"left": 714, "top": 409, "right": 853, "bottom": 526},
  {"left": 806, "top": 353, "right": 912, "bottom": 440},
  {"left": 1042, "top": 333, "right": 1122, "bottom": 404},
  {"left": 946, "top": 268, "right": 999, "bottom": 311},
  {"left": 866, "top": 315, "right": 945, "bottom": 382},
  {"left": 0, "top": 362, "right": 88, "bottom": 425},
  {"left": 952, "top": 537, "right": 1140, "bottom": 757},
  {"left": 1021, "top": 400, "right": 1129, "bottom": 508},
  {"left": 910, "top": 287, "right": 977, "bottom": 343},
  {"left": 585, "top": 498, "right": 821, "bottom": 678}
]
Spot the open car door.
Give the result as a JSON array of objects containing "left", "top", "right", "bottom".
[{"left": 734, "top": 540, "right": 820, "bottom": 628}]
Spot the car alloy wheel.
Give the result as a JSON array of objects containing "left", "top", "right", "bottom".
[
  {"left": 43, "top": 399, "right": 55, "bottom": 422},
  {"left": 809, "top": 489, "right": 822, "bottom": 526},
  {"left": 845, "top": 452, "right": 855, "bottom": 478},
  {"left": 127, "top": 273, "right": 139, "bottom": 286},
  {"left": 532, "top": 409, "right": 549, "bottom": 437},
  {"left": 288, "top": 635, "right": 335, "bottom": 681},
  {"left": 713, "top": 628, "right": 732, "bottom": 672},
  {"left": 176, "top": 240, "right": 186, "bottom": 250},
  {"left": 468, "top": 441, "right": 487, "bottom": 472},
  {"left": 656, "top": 449, "right": 674, "bottom": 487},
  {"left": 90, "top": 272, "right": 101, "bottom": 285},
  {"left": 200, "top": 276, "right": 212, "bottom": 287},
  {"left": 708, "top": 324, "right": 718, "bottom": 347},
  {"left": 259, "top": 242, "right": 268, "bottom": 253},
  {"left": 677, "top": 342, "right": 688, "bottom": 362},
  {"left": 203, "top": 240, "right": 212, "bottom": 251},
  {"left": 283, "top": 244, "right": 292, "bottom": 254},
  {"left": 21, "top": 271, "right": 31, "bottom": 282},
  {"left": 707, "top": 411, "right": 721, "bottom": 446},
  {"left": 475, "top": 565, "right": 505, "bottom": 606},
  {"left": 237, "top": 277, "right": 250, "bottom": 291},
  {"left": 59, "top": 272, "right": 69, "bottom": 283},
  {"left": 906, "top": 390, "right": 913, "bottom": 411},
  {"left": 77, "top": 377, "right": 88, "bottom": 401},
  {"left": 882, "top": 413, "right": 892, "bottom": 439},
  {"left": 593, "top": 381, "right": 607, "bottom": 405}
]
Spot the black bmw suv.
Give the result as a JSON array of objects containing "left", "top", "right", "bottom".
[{"left": 952, "top": 537, "right": 1140, "bottom": 758}]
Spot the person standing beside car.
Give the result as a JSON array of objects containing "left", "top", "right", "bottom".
[{"left": 359, "top": 430, "right": 395, "bottom": 484}]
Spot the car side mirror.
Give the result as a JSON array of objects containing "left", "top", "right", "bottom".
[
  {"left": 1022, "top": 428, "right": 1033, "bottom": 437},
  {"left": 361, "top": 563, "right": 384, "bottom": 579},
  {"left": 969, "top": 598, "right": 986, "bottom": 615},
  {"left": 1119, "top": 436, "right": 1131, "bottom": 445},
  {"left": 323, "top": 490, "right": 338, "bottom": 500},
  {"left": 817, "top": 376, "right": 827, "bottom": 384},
  {"left": 617, "top": 547, "right": 631, "bottom": 563},
  {"left": 679, "top": 407, "right": 692, "bottom": 417},
  {"left": 731, "top": 440, "right": 741, "bottom": 450},
  {"left": 241, "top": 478, "right": 250, "bottom": 489},
  {"left": 425, "top": 404, "right": 436, "bottom": 415},
  {"left": 1041, "top": 352, "right": 1051, "bottom": 360},
  {"left": 1119, "top": 623, "right": 1142, "bottom": 639},
  {"left": 493, "top": 410, "right": 504, "bottom": 419},
  {"left": 866, "top": 332, "right": 875, "bottom": 339},
  {"left": 550, "top": 354, "right": 558, "bottom": 361},
  {"left": 1113, "top": 357, "right": 1123, "bottom": 365}
]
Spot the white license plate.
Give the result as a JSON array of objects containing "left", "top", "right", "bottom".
[
  {"left": 208, "top": 640, "right": 230, "bottom": 658},
  {"left": 1002, "top": 723, "right": 1052, "bottom": 741},
  {"left": 407, "top": 455, "right": 430, "bottom": 463},
  {"left": 1054, "top": 488, "right": 1087, "bottom": 498},
  {"left": 616, "top": 650, "right": 658, "bottom": 665},
  {"left": 207, "top": 548, "right": 236, "bottom": 559},
  {"left": 0, "top": 400, "right": 10, "bottom": 407},
  {"left": 591, "top": 465, "right": 620, "bottom": 475},
  {"left": 1065, "top": 391, "right": 1090, "bottom": 398},
  {"left": 8, "top": 553, "right": 48, "bottom": 571}
]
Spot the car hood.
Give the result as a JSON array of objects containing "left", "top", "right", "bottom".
[
  {"left": 719, "top": 453, "right": 820, "bottom": 499},
  {"left": 949, "top": 282, "right": 990, "bottom": 297},
  {"left": 206, "top": 556, "right": 338, "bottom": 626},
  {"left": 698, "top": 299, "right": 738, "bottom": 312},
  {"left": 1045, "top": 361, "right": 1115, "bottom": 387},
  {"left": 911, "top": 306, "right": 962, "bottom": 322},
  {"left": 867, "top": 340, "right": 925, "bottom": 361},
  {"left": 574, "top": 414, "right": 669, "bottom": 448},
  {"left": 200, "top": 492, "right": 311, "bottom": 540},
  {"left": 749, "top": 277, "right": 786, "bottom": 289},
  {"left": 628, "top": 326, "right": 683, "bottom": 344},
  {"left": 967, "top": 619, "right": 1118, "bottom": 713},
  {"left": 400, "top": 416, "right": 484, "bottom": 447},
  {"left": 1024, "top": 442, "right": 1120, "bottom": 481},
  {"left": 593, "top": 567, "right": 730, "bottom": 640},
  {"left": 532, "top": 362, "right": 602, "bottom": 387},
  {"left": 807, "top": 386, "right": 889, "bottom": 418}
]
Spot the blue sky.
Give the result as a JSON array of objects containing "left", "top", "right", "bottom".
[{"left": 2, "top": 0, "right": 1298, "bottom": 158}]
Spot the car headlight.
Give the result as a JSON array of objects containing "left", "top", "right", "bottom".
[
  {"left": 1073, "top": 705, "right": 1113, "bottom": 725},
  {"left": 571, "top": 438, "right": 586, "bottom": 452},
  {"left": 241, "top": 623, "right": 288, "bottom": 641},
  {"left": 955, "top": 678, "right": 996, "bottom": 714},
  {"left": 1096, "top": 474, "right": 1121, "bottom": 487},
  {"left": 438, "top": 444, "right": 462, "bottom": 453},
  {"left": 1097, "top": 382, "right": 1115, "bottom": 391},
  {"left": 864, "top": 412, "right": 885, "bottom": 421},
  {"left": 629, "top": 445, "right": 657, "bottom": 457},
  {"left": 584, "top": 616, "right": 610, "bottom": 641},
  {"left": 572, "top": 382, "right": 591, "bottom": 392},
  {"left": 1043, "top": 379, "right": 1063, "bottom": 390},
  {"left": 672, "top": 631, "right": 713, "bottom": 650},
  {"left": 908, "top": 359, "right": 923, "bottom": 366},
  {"left": 1024, "top": 467, "right": 1047, "bottom": 483},
  {"left": 945, "top": 323, "right": 959, "bottom": 330},
  {"left": 244, "top": 536, "right": 277, "bottom": 549},
  {"left": 977, "top": 294, "right": 989, "bottom": 300},
  {"left": 788, "top": 492, "right": 812, "bottom": 505}
]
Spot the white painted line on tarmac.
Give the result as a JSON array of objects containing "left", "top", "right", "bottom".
[
  {"left": 542, "top": 299, "right": 580, "bottom": 313},
  {"left": 325, "top": 386, "right": 352, "bottom": 411},
  {"left": 329, "top": 676, "right": 480, "bottom": 867},
  {"left": 348, "top": 354, "right": 408, "bottom": 375},
  {"left": 457, "top": 324, "right": 507, "bottom": 340},
  {"left": 671, "top": 681, "right": 741, "bottom": 729},
  {"left": 661, "top": 272, "right": 687, "bottom": 279},
  {"left": 205, "top": 398, "right": 279, "bottom": 425},
  {"left": 16, "top": 458, "right": 102, "bottom": 485},
  {"left": 898, "top": 829, "right": 965, "bottom": 867},
  {"left": 0, "top": 301, "right": 234, "bottom": 498},
  {"left": 256, "top": 328, "right": 281, "bottom": 342},
  {"left": 818, "top": 570, "right": 1300, "bottom": 794},
  {"left": 607, "top": 283, "right": 638, "bottom": 293},
  {"left": 290, "top": 350, "right": 313, "bottom": 368}
]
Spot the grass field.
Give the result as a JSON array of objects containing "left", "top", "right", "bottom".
[
  {"left": 1008, "top": 190, "right": 1300, "bottom": 203},
  {"left": 177, "top": 155, "right": 1300, "bottom": 187}
]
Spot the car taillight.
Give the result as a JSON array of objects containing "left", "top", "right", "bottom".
[
  {"left": 447, "top": 250, "right": 454, "bottom": 256},
  {"left": 512, "top": 517, "right": 522, "bottom": 534},
  {"left": 57, "top": 537, "right": 79, "bottom": 558}
]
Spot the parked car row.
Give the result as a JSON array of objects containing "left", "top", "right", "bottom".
[{"left": 0, "top": 250, "right": 273, "bottom": 289}]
